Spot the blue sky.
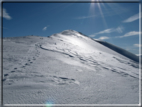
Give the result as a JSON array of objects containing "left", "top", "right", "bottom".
[{"left": 1, "top": 1, "right": 141, "bottom": 55}]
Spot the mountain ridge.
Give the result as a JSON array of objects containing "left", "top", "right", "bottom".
[
  {"left": 3, "top": 29, "right": 139, "bottom": 63},
  {"left": 49, "top": 30, "right": 139, "bottom": 62}
]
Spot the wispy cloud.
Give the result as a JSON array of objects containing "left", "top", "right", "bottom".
[
  {"left": 116, "top": 31, "right": 140, "bottom": 38},
  {"left": 42, "top": 25, "right": 49, "bottom": 31},
  {"left": 123, "top": 13, "right": 140, "bottom": 23},
  {"left": 0, "top": 8, "right": 12, "bottom": 20},
  {"left": 89, "top": 26, "right": 124, "bottom": 37},
  {"left": 134, "top": 44, "right": 142, "bottom": 47},
  {"left": 89, "top": 28, "right": 113, "bottom": 37},
  {"left": 75, "top": 15, "right": 96, "bottom": 19},
  {"left": 97, "top": 28, "right": 114, "bottom": 34},
  {"left": 43, "top": 27, "right": 47, "bottom": 31},
  {"left": 116, "top": 26, "right": 123, "bottom": 33},
  {"left": 97, "top": 36, "right": 109, "bottom": 40}
]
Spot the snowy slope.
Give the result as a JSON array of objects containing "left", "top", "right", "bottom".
[
  {"left": 3, "top": 30, "right": 140, "bottom": 104},
  {"left": 94, "top": 39, "right": 139, "bottom": 62},
  {"left": 41, "top": 30, "right": 139, "bottom": 78}
]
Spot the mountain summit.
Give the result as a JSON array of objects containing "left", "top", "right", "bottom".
[{"left": 3, "top": 30, "right": 139, "bottom": 104}]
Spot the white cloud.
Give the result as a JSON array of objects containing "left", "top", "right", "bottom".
[
  {"left": 97, "top": 28, "right": 114, "bottom": 34},
  {"left": 98, "top": 36, "right": 109, "bottom": 40},
  {"left": 89, "top": 26, "right": 124, "bottom": 37},
  {"left": 117, "top": 31, "right": 140, "bottom": 38},
  {"left": 75, "top": 15, "right": 96, "bottom": 19},
  {"left": 43, "top": 27, "right": 47, "bottom": 31},
  {"left": 89, "top": 28, "right": 114, "bottom": 37},
  {"left": 42, "top": 25, "right": 49, "bottom": 31},
  {"left": 123, "top": 13, "right": 140, "bottom": 23},
  {"left": 134, "top": 44, "right": 142, "bottom": 47},
  {"left": 123, "top": 31, "right": 139, "bottom": 37},
  {"left": 1, "top": 8, "right": 12, "bottom": 20}
]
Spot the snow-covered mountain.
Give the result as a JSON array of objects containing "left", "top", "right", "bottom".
[{"left": 3, "top": 30, "right": 140, "bottom": 104}]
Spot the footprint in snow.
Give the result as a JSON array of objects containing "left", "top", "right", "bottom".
[
  {"left": 102, "top": 67, "right": 109, "bottom": 70},
  {"left": 111, "top": 69, "right": 117, "bottom": 72},
  {"left": 51, "top": 76, "right": 80, "bottom": 85},
  {"left": 21, "top": 66, "right": 25, "bottom": 68},
  {"left": 25, "top": 63, "right": 29, "bottom": 65},
  {"left": 4, "top": 74, "right": 8, "bottom": 77},
  {"left": 2, "top": 78, "right": 6, "bottom": 81},
  {"left": 120, "top": 72, "right": 128, "bottom": 77}
]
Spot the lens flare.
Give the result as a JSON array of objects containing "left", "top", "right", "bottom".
[
  {"left": 89, "top": 0, "right": 96, "bottom": 15},
  {"left": 90, "top": 0, "right": 108, "bottom": 28},
  {"left": 46, "top": 102, "right": 53, "bottom": 107},
  {"left": 97, "top": 3, "right": 108, "bottom": 28}
]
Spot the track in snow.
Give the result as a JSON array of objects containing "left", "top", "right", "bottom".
[{"left": 3, "top": 31, "right": 140, "bottom": 104}]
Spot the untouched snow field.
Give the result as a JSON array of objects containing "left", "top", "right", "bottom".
[{"left": 3, "top": 30, "right": 140, "bottom": 105}]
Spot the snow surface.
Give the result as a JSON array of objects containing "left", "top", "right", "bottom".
[
  {"left": 94, "top": 39, "right": 139, "bottom": 62},
  {"left": 2, "top": 30, "right": 140, "bottom": 104}
]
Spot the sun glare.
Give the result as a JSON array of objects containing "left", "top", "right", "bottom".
[
  {"left": 46, "top": 102, "right": 53, "bottom": 107},
  {"left": 69, "top": 37, "right": 85, "bottom": 48},
  {"left": 90, "top": 0, "right": 108, "bottom": 28}
]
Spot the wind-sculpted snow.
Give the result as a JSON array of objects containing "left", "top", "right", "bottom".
[{"left": 3, "top": 30, "right": 139, "bottom": 104}]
